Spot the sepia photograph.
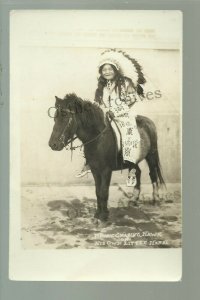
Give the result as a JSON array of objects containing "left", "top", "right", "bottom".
[{"left": 10, "top": 10, "right": 182, "bottom": 280}]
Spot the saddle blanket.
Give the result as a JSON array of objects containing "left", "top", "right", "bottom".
[{"left": 108, "top": 115, "right": 141, "bottom": 164}]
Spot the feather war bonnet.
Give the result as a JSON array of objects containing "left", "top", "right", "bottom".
[{"left": 98, "top": 49, "right": 146, "bottom": 96}]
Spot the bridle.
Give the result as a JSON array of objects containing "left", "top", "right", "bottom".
[
  {"left": 58, "top": 112, "right": 75, "bottom": 148},
  {"left": 52, "top": 106, "right": 108, "bottom": 152}
]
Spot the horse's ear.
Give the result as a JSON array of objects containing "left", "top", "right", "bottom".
[{"left": 55, "top": 96, "right": 58, "bottom": 100}]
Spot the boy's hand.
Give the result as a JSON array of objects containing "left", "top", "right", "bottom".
[{"left": 108, "top": 110, "right": 115, "bottom": 120}]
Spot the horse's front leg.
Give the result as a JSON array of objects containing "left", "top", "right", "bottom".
[
  {"left": 92, "top": 167, "right": 112, "bottom": 221},
  {"left": 98, "top": 168, "right": 112, "bottom": 221},
  {"left": 92, "top": 171, "right": 102, "bottom": 218}
]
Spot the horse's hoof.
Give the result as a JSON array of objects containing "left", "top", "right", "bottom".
[
  {"left": 92, "top": 218, "right": 100, "bottom": 226},
  {"left": 94, "top": 210, "right": 101, "bottom": 219},
  {"left": 128, "top": 200, "right": 139, "bottom": 208},
  {"left": 153, "top": 193, "right": 160, "bottom": 202},
  {"left": 99, "top": 211, "right": 109, "bottom": 222},
  {"left": 94, "top": 209, "right": 109, "bottom": 221},
  {"left": 128, "top": 200, "right": 135, "bottom": 207},
  {"left": 152, "top": 200, "right": 160, "bottom": 206},
  {"left": 133, "top": 188, "right": 140, "bottom": 201}
]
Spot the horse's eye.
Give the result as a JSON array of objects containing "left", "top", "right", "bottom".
[{"left": 57, "top": 108, "right": 67, "bottom": 118}]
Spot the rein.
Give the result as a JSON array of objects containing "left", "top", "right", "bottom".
[
  {"left": 68, "top": 126, "right": 108, "bottom": 151},
  {"left": 57, "top": 107, "right": 108, "bottom": 152}
]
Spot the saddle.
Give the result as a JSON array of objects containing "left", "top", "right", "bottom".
[{"left": 105, "top": 113, "right": 122, "bottom": 153}]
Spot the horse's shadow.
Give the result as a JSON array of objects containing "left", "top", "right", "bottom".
[
  {"left": 43, "top": 198, "right": 180, "bottom": 248},
  {"left": 46, "top": 198, "right": 159, "bottom": 232}
]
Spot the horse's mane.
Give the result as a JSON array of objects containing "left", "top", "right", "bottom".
[{"left": 63, "top": 93, "right": 104, "bottom": 128}]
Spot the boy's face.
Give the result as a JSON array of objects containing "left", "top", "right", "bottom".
[{"left": 101, "top": 64, "right": 116, "bottom": 80}]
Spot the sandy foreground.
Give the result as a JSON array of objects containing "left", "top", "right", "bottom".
[{"left": 21, "top": 183, "right": 181, "bottom": 249}]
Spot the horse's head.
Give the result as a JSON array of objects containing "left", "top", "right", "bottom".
[{"left": 48, "top": 95, "right": 78, "bottom": 151}]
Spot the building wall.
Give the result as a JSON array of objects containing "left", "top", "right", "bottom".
[{"left": 16, "top": 47, "right": 181, "bottom": 185}]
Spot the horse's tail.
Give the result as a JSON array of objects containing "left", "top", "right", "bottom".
[
  {"left": 137, "top": 115, "right": 166, "bottom": 188},
  {"left": 153, "top": 148, "right": 166, "bottom": 188},
  {"left": 147, "top": 120, "right": 166, "bottom": 188}
]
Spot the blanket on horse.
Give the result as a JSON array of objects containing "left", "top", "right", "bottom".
[{"left": 106, "top": 107, "right": 141, "bottom": 164}]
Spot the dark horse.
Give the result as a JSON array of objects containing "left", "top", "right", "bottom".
[{"left": 49, "top": 93, "right": 165, "bottom": 221}]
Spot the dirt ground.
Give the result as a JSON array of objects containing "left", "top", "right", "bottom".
[{"left": 21, "top": 183, "right": 181, "bottom": 249}]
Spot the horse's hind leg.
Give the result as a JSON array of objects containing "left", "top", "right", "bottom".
[
  {"left": 146, "top": 154, "right": 160, "bottom": 204},
  {"left": 130, "top": 164, "right": 141, "bottom": 203}
]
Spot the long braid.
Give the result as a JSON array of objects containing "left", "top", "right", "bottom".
[{"left": 94, "top": 76, "right": 106, "bottom": 104}]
